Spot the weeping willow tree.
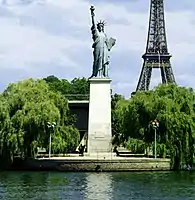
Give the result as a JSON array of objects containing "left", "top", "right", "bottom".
[
  {"left": 0, "top": 79, "right": 79, "bottom": 161},
  {"left": 114, "top": 84, "right": 195, "bottom": 169}
]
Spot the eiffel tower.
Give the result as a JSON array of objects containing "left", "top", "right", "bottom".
[{"left": 136, "top": 0, "right": 176, "bottom": 91}]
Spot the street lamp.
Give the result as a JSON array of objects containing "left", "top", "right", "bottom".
[
  {"left": 152, "top": 119, "right": 159, "bottom": 159},
  {"left": 47, "top": 122, "right": 56, "bottom": 159}
]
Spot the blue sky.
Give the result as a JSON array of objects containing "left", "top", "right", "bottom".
[{"left": 0, "top": 0, "right": 195, "bottom": 97}]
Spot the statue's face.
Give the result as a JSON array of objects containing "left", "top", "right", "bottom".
[{"left": 97, "top": 25, "right": 103, "bottom": 32}]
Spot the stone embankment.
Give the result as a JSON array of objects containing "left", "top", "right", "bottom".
[{"left": 24, "top": 153, "right": 171, "bottom": 172}]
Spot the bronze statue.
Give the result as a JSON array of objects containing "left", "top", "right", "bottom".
[{"left": 90, "top": 5, "right": 116, "bottom": 78}]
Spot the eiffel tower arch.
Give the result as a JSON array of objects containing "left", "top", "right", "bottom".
[{"left": 136, "top": 0, "right": 176, "bottom": 91}]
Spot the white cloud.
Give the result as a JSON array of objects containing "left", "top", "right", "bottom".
[
  {"left": 0, "top": 0, "right": 195, "bottom": 97},
  {"left": 0, "top": 5, "right": 88, "bottom": 71}
]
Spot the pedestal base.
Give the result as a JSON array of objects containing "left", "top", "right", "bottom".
[{"left": 87, "top": 78, "right": 112, "bottom": 154}]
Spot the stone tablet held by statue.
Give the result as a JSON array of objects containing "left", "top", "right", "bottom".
[{"left": 89, "top": 5, "right": 116, "bottom": 78}]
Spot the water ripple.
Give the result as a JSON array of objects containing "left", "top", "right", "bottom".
[{"left": 0, "top": 171, "right": 194, "bottom": 199}]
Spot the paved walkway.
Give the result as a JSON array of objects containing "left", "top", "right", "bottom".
[{"left": 37, "top": 153, "right": 169, "bottom": 161}]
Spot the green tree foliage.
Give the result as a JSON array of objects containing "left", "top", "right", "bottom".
[
  {"left": 115, "top": 84, "right": 195, "bottom": 169},
  {"left": 44, "top": 75, "right": 90, "bottom": 100},
  {"left": 111, "top": 93, "right": 125, "bottom": 145},
  {"left": 0, "top": 79, "right": 79, "bottom": 160}
]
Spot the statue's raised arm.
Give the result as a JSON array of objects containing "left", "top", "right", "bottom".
[
  {"left": 90, "top": 5, "right": 98, "bottom": 44},
  {"left": 90, "top": 5, "right": 96, "bottom": 28}
]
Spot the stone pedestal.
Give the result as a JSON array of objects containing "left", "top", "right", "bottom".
[{"left": 87, "top": 78, "right": 112, "bottom": 154}]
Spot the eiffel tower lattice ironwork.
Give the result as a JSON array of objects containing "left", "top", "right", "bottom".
[{"left": 136, "top": 0, "right": 176, "bottom": 91}]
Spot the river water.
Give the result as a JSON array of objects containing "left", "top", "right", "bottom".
[{"left": 0, "top": 171, "right": 194, "bottom": 199}]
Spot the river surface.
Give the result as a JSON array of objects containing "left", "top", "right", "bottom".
[{"left": 0, "top": 171, "right": 194, "bottom": 199}]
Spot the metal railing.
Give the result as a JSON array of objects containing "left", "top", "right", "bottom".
[{"left": 64, "top": 94, "right": 89, "bottom": 100}]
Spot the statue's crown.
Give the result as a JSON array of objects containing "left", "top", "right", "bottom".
[{"left": 97, "top": 20, "right": 106, "bottom": 26}]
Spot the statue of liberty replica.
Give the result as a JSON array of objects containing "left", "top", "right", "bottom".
[
  {"left": 87, "top": 6, "right": 116, "bottom": 154},
  {"left": 90, "top": 5, "right": 116, "bottom": 78}
]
